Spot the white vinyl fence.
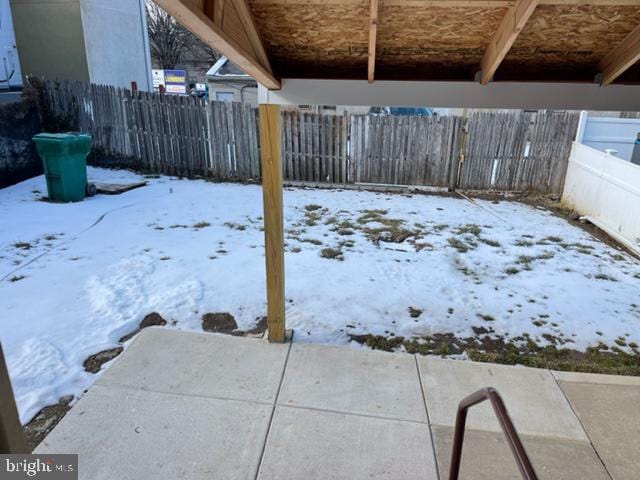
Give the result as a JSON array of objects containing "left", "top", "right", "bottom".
[
  {"left": 576, "top": 112, "right": 640, "bottom": 162},
  {"left": 562, "top": 142, "right": 640, "bottom": 254}
]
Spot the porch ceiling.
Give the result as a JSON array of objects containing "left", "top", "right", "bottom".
[{"left": 154, "top": 0, "right": 640, "bottom": 89}]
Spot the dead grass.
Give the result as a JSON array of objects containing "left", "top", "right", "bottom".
[{"left": 320, "top": 247, "right": 344, "bottom": 261}]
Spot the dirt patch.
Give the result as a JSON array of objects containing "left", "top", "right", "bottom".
[
  {"left": 202, "top": 312, "right": 238, "bottom": 334},
  {"left": 246, "top": 316, "right": 268, "bottom": 335},
  {"left": 119, "top": 312, "right": 167, "bottom": 343},
  {"left": 23, "top": 395, "right": 73, "bottom": 450},
  {"left": 83, "top": 347, "right": 123, "bottom": 374}
]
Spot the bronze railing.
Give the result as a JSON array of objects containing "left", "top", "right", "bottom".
[{"left": 448, "top": 387, "right": 538, "bottom": 480}]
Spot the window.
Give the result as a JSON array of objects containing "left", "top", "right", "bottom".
[{"left": 216, "top": 92, "right": 234, "bottom": 102}]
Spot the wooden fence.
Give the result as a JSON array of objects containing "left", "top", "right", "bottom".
[
  {"left": 41, "top": 79, "right": 260, "bottom": 179},
  {"left": 459, "top": 111, "right": 580, "bottom": 193},
  {"left": 39, "top": 79, "right": 579, "bottom": 194}
]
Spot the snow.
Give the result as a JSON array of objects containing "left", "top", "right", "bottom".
[{"left": 1, "top": 167, "right": 640, "bottom": 423}]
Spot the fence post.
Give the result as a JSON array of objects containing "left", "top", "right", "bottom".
[
  {"left": 450, "top": 116, "right": 468, "bottom": 191},
  {"left": 0, "top": 344, "right": 29, "bottom": 454}
]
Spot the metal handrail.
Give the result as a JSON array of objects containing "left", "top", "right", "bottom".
[{"left": 448, "top": 387, "right": 538, "bottom": 480}]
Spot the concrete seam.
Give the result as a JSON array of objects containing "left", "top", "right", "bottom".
[
  {"left": 550, "top": 370, "right": 614, "bottom": 480},
  {"left": 253, "top": 341, "right": 293, "bottom": 480},
  {"left": 273, "top": 403, "right": 428, "bottom": 425},
  {"left": 92, "top": 381, "right": 276, "bottom": 407},
  {"left": 416, "top": 355, "right": 441, "bottom": 480}
]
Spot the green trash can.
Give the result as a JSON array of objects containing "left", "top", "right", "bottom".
[{"left": 33, "top": 133, "right": 92, "bottom": 202}]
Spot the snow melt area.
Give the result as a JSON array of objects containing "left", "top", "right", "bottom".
[{"left": 2, "top": 167, "right": 640, "bottom": 422}]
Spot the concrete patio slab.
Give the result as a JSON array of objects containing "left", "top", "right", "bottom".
[
  {"left": 35, "top": 385, "right": 272, "bottom": 480},
  {"left": 278, "top": 343, "right": 427, "bottom": 422},
  {"left": 97, "top": 328, "right": 290, "bottom": 404},
  {"left": 431, "top": 426, "right": 609, "bottom": 480},
  {"left": 559, "top": 381, "right": 640, "bottom": 480},
  {"left": 35, "top": 330, "right": 640, "bottom": 479},
  {"left": 418, "top": 357, "right": 587, "bottom": 440},
  {"left": 257, "top": 406, "right": 438, "bottom": 480}
]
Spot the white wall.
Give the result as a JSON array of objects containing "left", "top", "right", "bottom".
[
  {"left": 562, "top": 142, "right": 640, "bottom": 253},
  {"left": 80, "top": 0, "right": 152, "bottom": 91},
  {"left": 575, "top": 114, "right": 640, "bottom": 162}
]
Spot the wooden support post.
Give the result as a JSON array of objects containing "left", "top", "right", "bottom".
[
  {"left": 259, "top": 104, "right": 286, "bottom": 343},
  {"left": 0, "top": 344, "right": 29, "bottom": 454}
]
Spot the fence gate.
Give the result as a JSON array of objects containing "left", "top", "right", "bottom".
[{"left": 459, "top": 111, "right": 579, "bottom": 194}]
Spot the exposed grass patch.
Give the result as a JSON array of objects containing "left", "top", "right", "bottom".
[
  {"left": 514, "top": 239, "right": 534, "bottom": 247},
  {"left": 8, "top": 275, "right": 26, "bottom": 282},
  {"left": 320, "top": 247, "right": 344, "bottom": 261},
  {"left": 594, "top": 273, "right": 618, "bottom": 282},
  {"left": 13, "top": 242, "right": 32, "bottom": 250},
  {"left": 505, "top": 267, "right": 520, "bottom": 275},
  {"left": 298, "top": 237, "right": 323, "bottom": 246},
  {"left": 224, "top": 222, "right": 246, "bottom": 231},
  {"left": 447, "top": 237, "right": 471, "bottom": 253},
  {"left": 479, "top": 238, "right": 501, "bottom": 247},
  {"left": 304, "top": 204, "right": 322, "bottom": 212},
  {"left": 453, "top": 224, "right": 482, "bottom": 237},
  {"left": 192, "top": 221, "right": 211, "bottom": 229},
  {"left": 350, "top": 332, "right": 640, "bottom": 375},
  {"left": 478, "top": 314, "right": 495, "bottom": 322}
]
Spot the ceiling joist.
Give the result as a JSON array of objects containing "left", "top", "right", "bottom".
[
  {"left": 600, "top": 24, "right": 640, "bottom": 85},
  {"left": 154, "top": 0, "right": 279, "bottom": 89},
  {"left": 249, "top": 0, "right": 640, "bottom": 6},
  {"left": 479, "top": 0, "right": 539, "bottom": 85},
  {"left": 368, "top": 0, "right": 379, "bottom": 83}
]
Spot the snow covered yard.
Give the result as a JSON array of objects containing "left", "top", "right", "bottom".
[{"left": 2, "top": 167, "right": 640, "bottom": 423}]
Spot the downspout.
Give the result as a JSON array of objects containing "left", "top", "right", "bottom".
[{"left": 138, "top": 0, "right": 153, "bottom": 91}]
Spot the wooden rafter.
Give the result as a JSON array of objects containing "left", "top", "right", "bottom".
[
  {"left": 600, "top": 24, "right": 640, "bottom": 85},
  {"left": 368, "top": 0, "right": 379, "bottom": 83},
  {"left": 153, "top": 0, "right": 280, "bottom": 89},
  {"left": 231, "top": 0, "right": 273, "bottom": 73},
  {"left": 479, "top": 0, "right": 539, "bottom": 85}
]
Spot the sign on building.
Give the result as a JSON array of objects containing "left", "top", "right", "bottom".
[{"left": 163, "top": 69, "right": 187, "bottom": 95}]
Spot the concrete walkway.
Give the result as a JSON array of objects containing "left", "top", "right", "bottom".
[{"left": 36, "top": 328, "right": 640, "bottom": 479}]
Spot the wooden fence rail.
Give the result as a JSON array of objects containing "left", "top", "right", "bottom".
[{"left": 39, "top": 79, "right": 579, "bottom": 194}]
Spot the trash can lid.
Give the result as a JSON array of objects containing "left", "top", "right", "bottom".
[{"left": 33, "top": 132, "right": 91, "bottom": 142}]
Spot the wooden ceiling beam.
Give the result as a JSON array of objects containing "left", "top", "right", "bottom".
[
  {"left": 600, "top": 24, "right": 640, "bottom": 85},
  {"left": 249, "top": 0, "right": 640, "bottom": 6},
  {"left": 368, "top": 0, "right": 379, "bottom": 83},
  {"left": 153, "top": 0, "right": 280, "bottom": 89},
  {"left": 479, "top": 0, "right": 539, "bottom": 85}
]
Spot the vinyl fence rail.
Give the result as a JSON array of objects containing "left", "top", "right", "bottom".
[{"left": 39, "top": 79, "right": 579, "bottom": 194}]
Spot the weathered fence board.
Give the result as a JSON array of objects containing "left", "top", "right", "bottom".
[
  {"left": 458, "top": 111, "right": 579, "bottom": 193},
  {"left": 39, "top": 79, "right": 578, "bottom": 194}
]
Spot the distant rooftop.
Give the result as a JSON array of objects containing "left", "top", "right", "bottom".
[{"left": 206, "top": 57, "right": 255, "bottom": 82}]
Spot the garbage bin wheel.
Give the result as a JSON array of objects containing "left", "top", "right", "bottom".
[{"left": 86, "top": 183, "right": 97, "bottom": 197}]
